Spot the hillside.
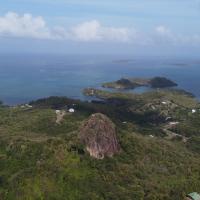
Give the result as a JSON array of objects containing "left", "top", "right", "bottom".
[
  {"left": 102, "top": 77, "right": 178, "bottom": 89},
  {"left": 0, "top": 89, "right": 200, "bottom": 199}
]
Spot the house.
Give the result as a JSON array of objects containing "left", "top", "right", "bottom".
[
  {"left": 91, "top": 89, "right": 95, "bottom": 95},
  {"left": 169, "top": 122, "right": 179, "bottom": 126},
  {"left": 192, "top": 109, "right": 196, "bottom": 114},
  {"left": 55, "top": 110, "right": 60, "bottom": 114},
  {"left": 20, "top": 104, "right": 33, "bottom": 109},
  {"left": 161, "top": 100, "right": 171, "bottom": 105},
  {"left": 25, "top": 104, "right": 33, "bottom": 108},
  {"left": 186, "top": 192, "right": 200, "bottom": 200},
  {"left": 68, "top": 108, "right": 75, "bottom": 113},
  {"left": 165, "top": 117, "right": 172, "bottom": 121}
]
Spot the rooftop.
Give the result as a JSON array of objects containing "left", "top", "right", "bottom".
[{"left": 187, "top": 192, "right": 200, "bottom": 200}]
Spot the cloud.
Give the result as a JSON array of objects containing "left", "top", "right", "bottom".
[
  {"left": 155, "top": 26, "right": 171, "bottom": 36},
  {"left": 0, "top": 12, "right": 52, "bottom": 39},
  {"left": 0, "top": 12, "right": 130, "bottom": 42},
  {"left": 153, "top": 25, "right": 178, "bottom": 44},
  {"left": 0, "top": 12, "right": 200, "bottom": 46},
  {"left": 70, "top": 20, "right": 130, "bottom": 42},
  {"left": 154, "top": 25, "right": 200, "bottom": 46},
  {"left": 70, "top": 20, "right": 101, "bottom": 41}
]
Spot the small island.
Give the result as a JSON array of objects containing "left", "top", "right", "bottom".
[{"left": 102, "top": 76, "right": 178, "bottom": 89}]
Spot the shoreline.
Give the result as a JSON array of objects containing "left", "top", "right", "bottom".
[{"left": 2, "top": 87, "right": 199, "bottom": 107}]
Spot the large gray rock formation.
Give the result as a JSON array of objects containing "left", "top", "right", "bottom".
[{"left": 79, "top": 113, "right": 120, "bottom": 159}]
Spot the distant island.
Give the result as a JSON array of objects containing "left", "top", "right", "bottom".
[{"left": 102, "top": 76, "right": 178, "bottom": 89}]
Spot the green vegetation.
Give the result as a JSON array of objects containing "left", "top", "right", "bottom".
[
  {"left": 187, "top": 137, "right": 200, "bottom": 153},
  {"left": 150, "top": 77, "right": 178, "bottom": 88},
  {"left": 102, "top": 78, "right": 142, "bottom": 89},
  {"left": 0, "top": 88, "right": 200, "bottom": 199},
  {"left": 102, "top": 76, "right": 177, "bottom": 89}
]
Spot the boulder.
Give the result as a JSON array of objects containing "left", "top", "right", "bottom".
[{"left": 79, "top": 113, "right": 120, "bottom": 159}]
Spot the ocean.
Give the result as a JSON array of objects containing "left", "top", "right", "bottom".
[{"left": 0, "top": 54, "right": 200, "bottom": 105}]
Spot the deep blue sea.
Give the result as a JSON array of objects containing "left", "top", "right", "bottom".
[{"left": 0, "top": 54, "right": 200, "bottom": 105}]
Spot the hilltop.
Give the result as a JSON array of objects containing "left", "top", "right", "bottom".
[{"left": 102, "top": 77, "right": 178, "bottom": 89}]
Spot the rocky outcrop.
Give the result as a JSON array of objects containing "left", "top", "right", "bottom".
[{"left": 79, "top": 113, "right": 120, "bottom": 159}]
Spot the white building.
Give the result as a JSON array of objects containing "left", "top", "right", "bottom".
[
  {"left": 68, "top": 108, "right": 75, "bottom": 113},
  {"left": 169, "top": 122, "right": 179, "bottom": 126},
  {"left": 55, "top": 110, "right": 60, "bottom": 114},
  {"left": 25, "top": 104, "right": 33, "bottom": 108},
  {"left": 165, "top": 117, "right": 172, "bottom": 121},
  {"left": 192, "top": 109, "right": 196, "bottom": 114}
]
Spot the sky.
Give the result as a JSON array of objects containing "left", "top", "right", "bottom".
[{"left": 0, "top": 0, "right": 200, "bottom": 56}]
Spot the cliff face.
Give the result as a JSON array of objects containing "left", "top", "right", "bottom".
[{"left": 79, "top": 113, "right": 120, "bottom": 159}]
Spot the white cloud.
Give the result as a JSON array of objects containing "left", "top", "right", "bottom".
[
  {"left": 101, "top": 27, "right": 130, "bottom": 42},
  {"left": 154, "top": 25, "right": 200, "bottom": 46},
  {"left": 0, "top": 12, "right": 130, "bottom": 42},
  {"left": 0, "top": 12, "right": 200, "bottom": 46},
  {"left": 155, "top": 26, "right": 171, "bottom": 36},
  {"left": 153, "top": 25, "right": 177, "bottom": 44},
  {"left": 70, "top": 20, "right": 130, "bottom": 42},
  {"left": 0, "top": 12, "right": 52, "bottom": 39},
  {"left": 70, "top": 20, "right": 101, "bottom": 41}
]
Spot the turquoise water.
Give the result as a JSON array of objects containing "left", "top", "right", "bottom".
[{"left": 0, "top": 54, "right": 200, "bottom": 105}]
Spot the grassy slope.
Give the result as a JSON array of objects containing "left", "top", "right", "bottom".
[{"left": 0, "top": 91, "right": 200, "bottom": 200}]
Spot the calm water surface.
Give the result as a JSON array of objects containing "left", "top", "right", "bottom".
[{"left": 0, "top": 54, "right": 199, "bottom": 105}]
